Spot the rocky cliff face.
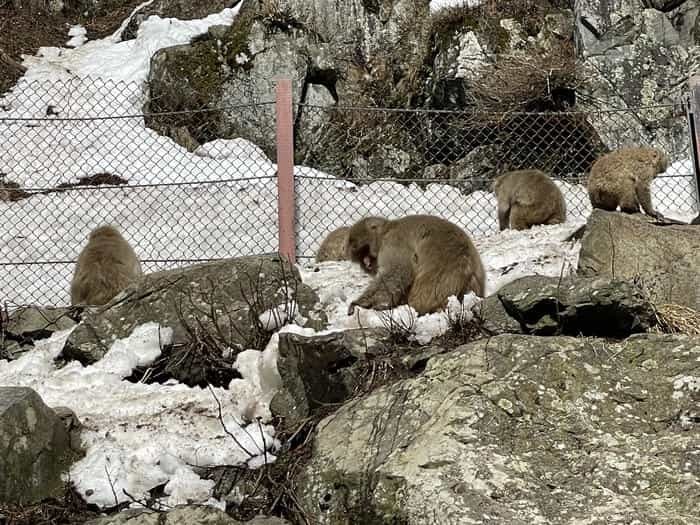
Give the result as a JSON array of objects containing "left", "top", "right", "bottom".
[{"left": 143, "top": 0, "right": 699, "bottom": 186}]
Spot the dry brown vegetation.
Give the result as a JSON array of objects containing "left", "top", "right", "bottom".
[{"left": 0, "top": 1, "right": 144, "bottom": 94}]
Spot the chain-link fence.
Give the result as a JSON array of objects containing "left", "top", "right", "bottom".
[
  {"left": 1, "top": 77, "right": 699, "bottom": 306},
  {"left": 0, "top": 78, "right": 279, "bottom": 306},
  {"left": 295, "top": 103, "right": 699, "bottom": 258}
]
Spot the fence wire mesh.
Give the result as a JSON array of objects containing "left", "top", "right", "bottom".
[
  {"left": 295, "top": 103, "right": 699, "bottom": 258},
  {"left": 1, "top": 77, "right": 699, "bottom": 306},
  {"left": 1, "top": 78, "right": 278, "bottom": 306}
]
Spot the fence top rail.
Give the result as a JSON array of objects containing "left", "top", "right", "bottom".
[{"left": 297, "top": 102, "right": 686, "bottom": 117}]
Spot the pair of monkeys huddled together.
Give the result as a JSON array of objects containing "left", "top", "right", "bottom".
[
  {"left": 71, "top": 147, "right": 670, "bottom": 310},
  {"left": 318, "top": 146, "right": 673, "bottom": 315}
]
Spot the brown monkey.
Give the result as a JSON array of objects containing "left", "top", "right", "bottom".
[
  {"left": 70, "top": 225, "right": 142, "bottom": 306},
  {"left": 587, "top": 147, "right": 668, "bottom": 218},
  {"left": 315, "top": 226, "right": 350, "bottom": 263},
  {"left": 346, "top": 215, "right": 485, "bottom": 315},
  {"left": 493, "top": 169, "right": 566, "bottom": 230}
]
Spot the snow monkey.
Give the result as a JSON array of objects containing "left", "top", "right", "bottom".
[
  {"left": 346, "top": 215, "right": 486, "bottom": 315},
  {"left": 70, "top": 225, "right": 142, "bottom": 306},
  {"left": 492, "top": 169, "right": 567, "bottom": 231},
  {"left": 587, "top": 147, "right": 668, "bottom": 218},
  {"left": 315, "top": 226, "right": 350, "bottom": 263}
]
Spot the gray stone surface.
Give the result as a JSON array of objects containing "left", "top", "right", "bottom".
[
  {"left": 85, "top": 506, "right": 291, "bottom": 524},
  {"left": 575, "top": 0, "right": 700, "bottom": 151},
  {"left": 63, "top": 256, "right": 324, "bottom": 364},
  {"left": 271, "top": 328, "right": 389, "bottom": 425},
  {"left": 0, "top": 387, "right": 77, "bottom": 504},
  {"left": 578, "top": 210, "right": 700, "bottom": 310},
  {"left": 497, "top": 274, "right": 657, "bottom": 336},
  {"left": 296, "top": 333, "right": 700, "bottom": 524}
]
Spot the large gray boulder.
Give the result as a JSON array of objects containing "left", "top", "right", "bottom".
[
  {"left": 0, "top": 387, "right": 78, "bottom": 504},
  {"left": 3, "top": 305, "right": 80, "bottom": 359},
  {"left": 296, "top": 333, "right": 700, "bottom": 523},
  {"left": 147, "top": 0, "right": 432, "bottom": 166},
  {"left": 63, "top": 256, "right": 324, "bottom": 365},
  {"left": 497, "top": 274, "right": 657, "bottom": 336},
  {"left": 85, "top": 507, "right": 290, "bottom": 524},
  {"left": 575, "top": 0, "right": 698, "bottom": 150},
  {"left": 578, "top": 210, "right": 700, "bottom": 310},
  {"left": 270, "top": 328, "right": 393, "bottom": 426}
]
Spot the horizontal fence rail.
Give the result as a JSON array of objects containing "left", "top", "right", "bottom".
[{"left": 1, "top": 77, "right": 699, "bottom": 306}]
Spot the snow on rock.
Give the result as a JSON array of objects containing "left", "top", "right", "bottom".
[{"left": 0, "top": 322, "right": 279, "bottom": 509}]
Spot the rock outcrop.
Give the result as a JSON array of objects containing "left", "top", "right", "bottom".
[
  {"left": 0, "top": 387, "right": 79, "bottom": 504},
  {"left": 85, "top": 507, "right": 291, "bottom": 524},
  {"left": 578, "top": 210, "right": 700, "bottom": 310},
  {"left": 63, "top": 255, "right": 324, "bottom": 365},
  {"left": 497, "top": 274, "right": 657, "bottom": 336},
  {"left": 296, "top": 333, "right": 700, "bottom": 523},
  {"left": 576, "top": 0, "right": 700, "bottom": 151}
]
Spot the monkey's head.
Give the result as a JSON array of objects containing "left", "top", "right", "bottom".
[
  {"left": 650, "top": 148, "right": 669, "bottom": 174},
  {"left": 89, "top": 225, "right": 122, "bottom": 240},
  {"left": 346, "top": 216, "right": 387, "bottom": 275}
]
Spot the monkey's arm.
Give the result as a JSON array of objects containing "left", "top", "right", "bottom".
[
  {"left": 347, "top": 260, "right": 413, "bottom": 315},
  {"left": 635, "top": 182, "right": 663, "bottom": 219},
  {"left": 498, "top": 203, "right": 511, "bottom": 231}
]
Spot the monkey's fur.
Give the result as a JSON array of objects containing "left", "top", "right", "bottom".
[
  {"left": 493, "top": 169, "right": 567, "bottom": 230},
  {"left": 346, "top": 215, "right": 486, "bottom": 315},
  {"left": 587, "top": 147, "right": 668, "bottom": 218},
  {"left": 315, "top": 226, "right": 350, "bottom": 262},
  {"left": 70, "top": 225, "right": 142, "bottom": 306}
]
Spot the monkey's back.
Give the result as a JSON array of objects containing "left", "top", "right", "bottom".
[
  {"left": 316, "top": 226, "right": 350, "bottom": 262},
  {"left": 387, "top": 215, "right": 485, "bottom": 308},
  {"left": 70, "top": 229, "right": 142, "bottom": 305}
]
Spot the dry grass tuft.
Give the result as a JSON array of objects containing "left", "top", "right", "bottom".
[{"left": 653, "top": 303, "right": 700, "bottom": 336}]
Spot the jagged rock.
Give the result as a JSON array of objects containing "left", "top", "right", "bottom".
[
  {"left": 270, "top": 328, "right": 390, "bottom": 426},
  {"left": 121, "top": 0, "right": 231, "bottom": 41},
  {"left": 85, "top": 506, "right": 291, "bottom": 524},
  {"left": 63, "top": 256, "right": 325, "bottom": 365},
  {"left": 578, "top": 210, "right": 700, "bottom": 311},
  {"left": 449, "top": 145, "right": 500, "bottom": 191},
  {"left": 575, "top": 1, "right": 697, "bottom": 151},
  {"left": 476, "top": 294, "right": 522, "bottom": 335},
  {"left": 3, "top": 306, "right": 81, "bottom": 359},
  {"left": 0, "top": 387, "right": 78, "bottom": 504},
  {"left": 497, "top": 274, "right": 656, "bottom": 336},
  {"left": 147, "top": 0, "right": 432, "bottom": 167},
  {"left": 296, "top": 333, "right": 700, "bottom": 523}
]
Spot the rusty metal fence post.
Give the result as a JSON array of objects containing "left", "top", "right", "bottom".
[
  {"left": 275, "top": 78, "right": 296, "bottom": 263},
  {"left": 686, "top": 75, "right": 700, "bottom": 212}
]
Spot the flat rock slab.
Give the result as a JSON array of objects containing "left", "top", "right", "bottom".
[
  {"left": 296, "top": 333, "right": 700, "bottom": 524},
  {"left": 0, "top": 387, "right": 77, "bottom": 504},
  {"left": 497, "top": 274, "right": 656, "bottom": 336},
  {"left": 63, "top": 256, "right": 324, "bottom": 364},
  {"left": 578, "top": 210, "right": 700, "bottom": 310}
]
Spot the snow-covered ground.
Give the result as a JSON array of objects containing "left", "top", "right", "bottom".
[{"left": 0, "top": 1, "right": 699, "bottom": 514}]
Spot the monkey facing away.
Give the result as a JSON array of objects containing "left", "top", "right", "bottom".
[
  {"left": 587, "top": 147, "right": 668, "bottom": 218},
  {"left": 315, "top": 226, "right": 350, "bottom": 263},
  {"left": 493, "top": 169, "right": 567, "bottom": 231},
  {"left": 346, "top": 215, "right": 486, "bottom": 315},
  {"left": 70, "top": 225, "right": 142, "bottom": 306}
]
